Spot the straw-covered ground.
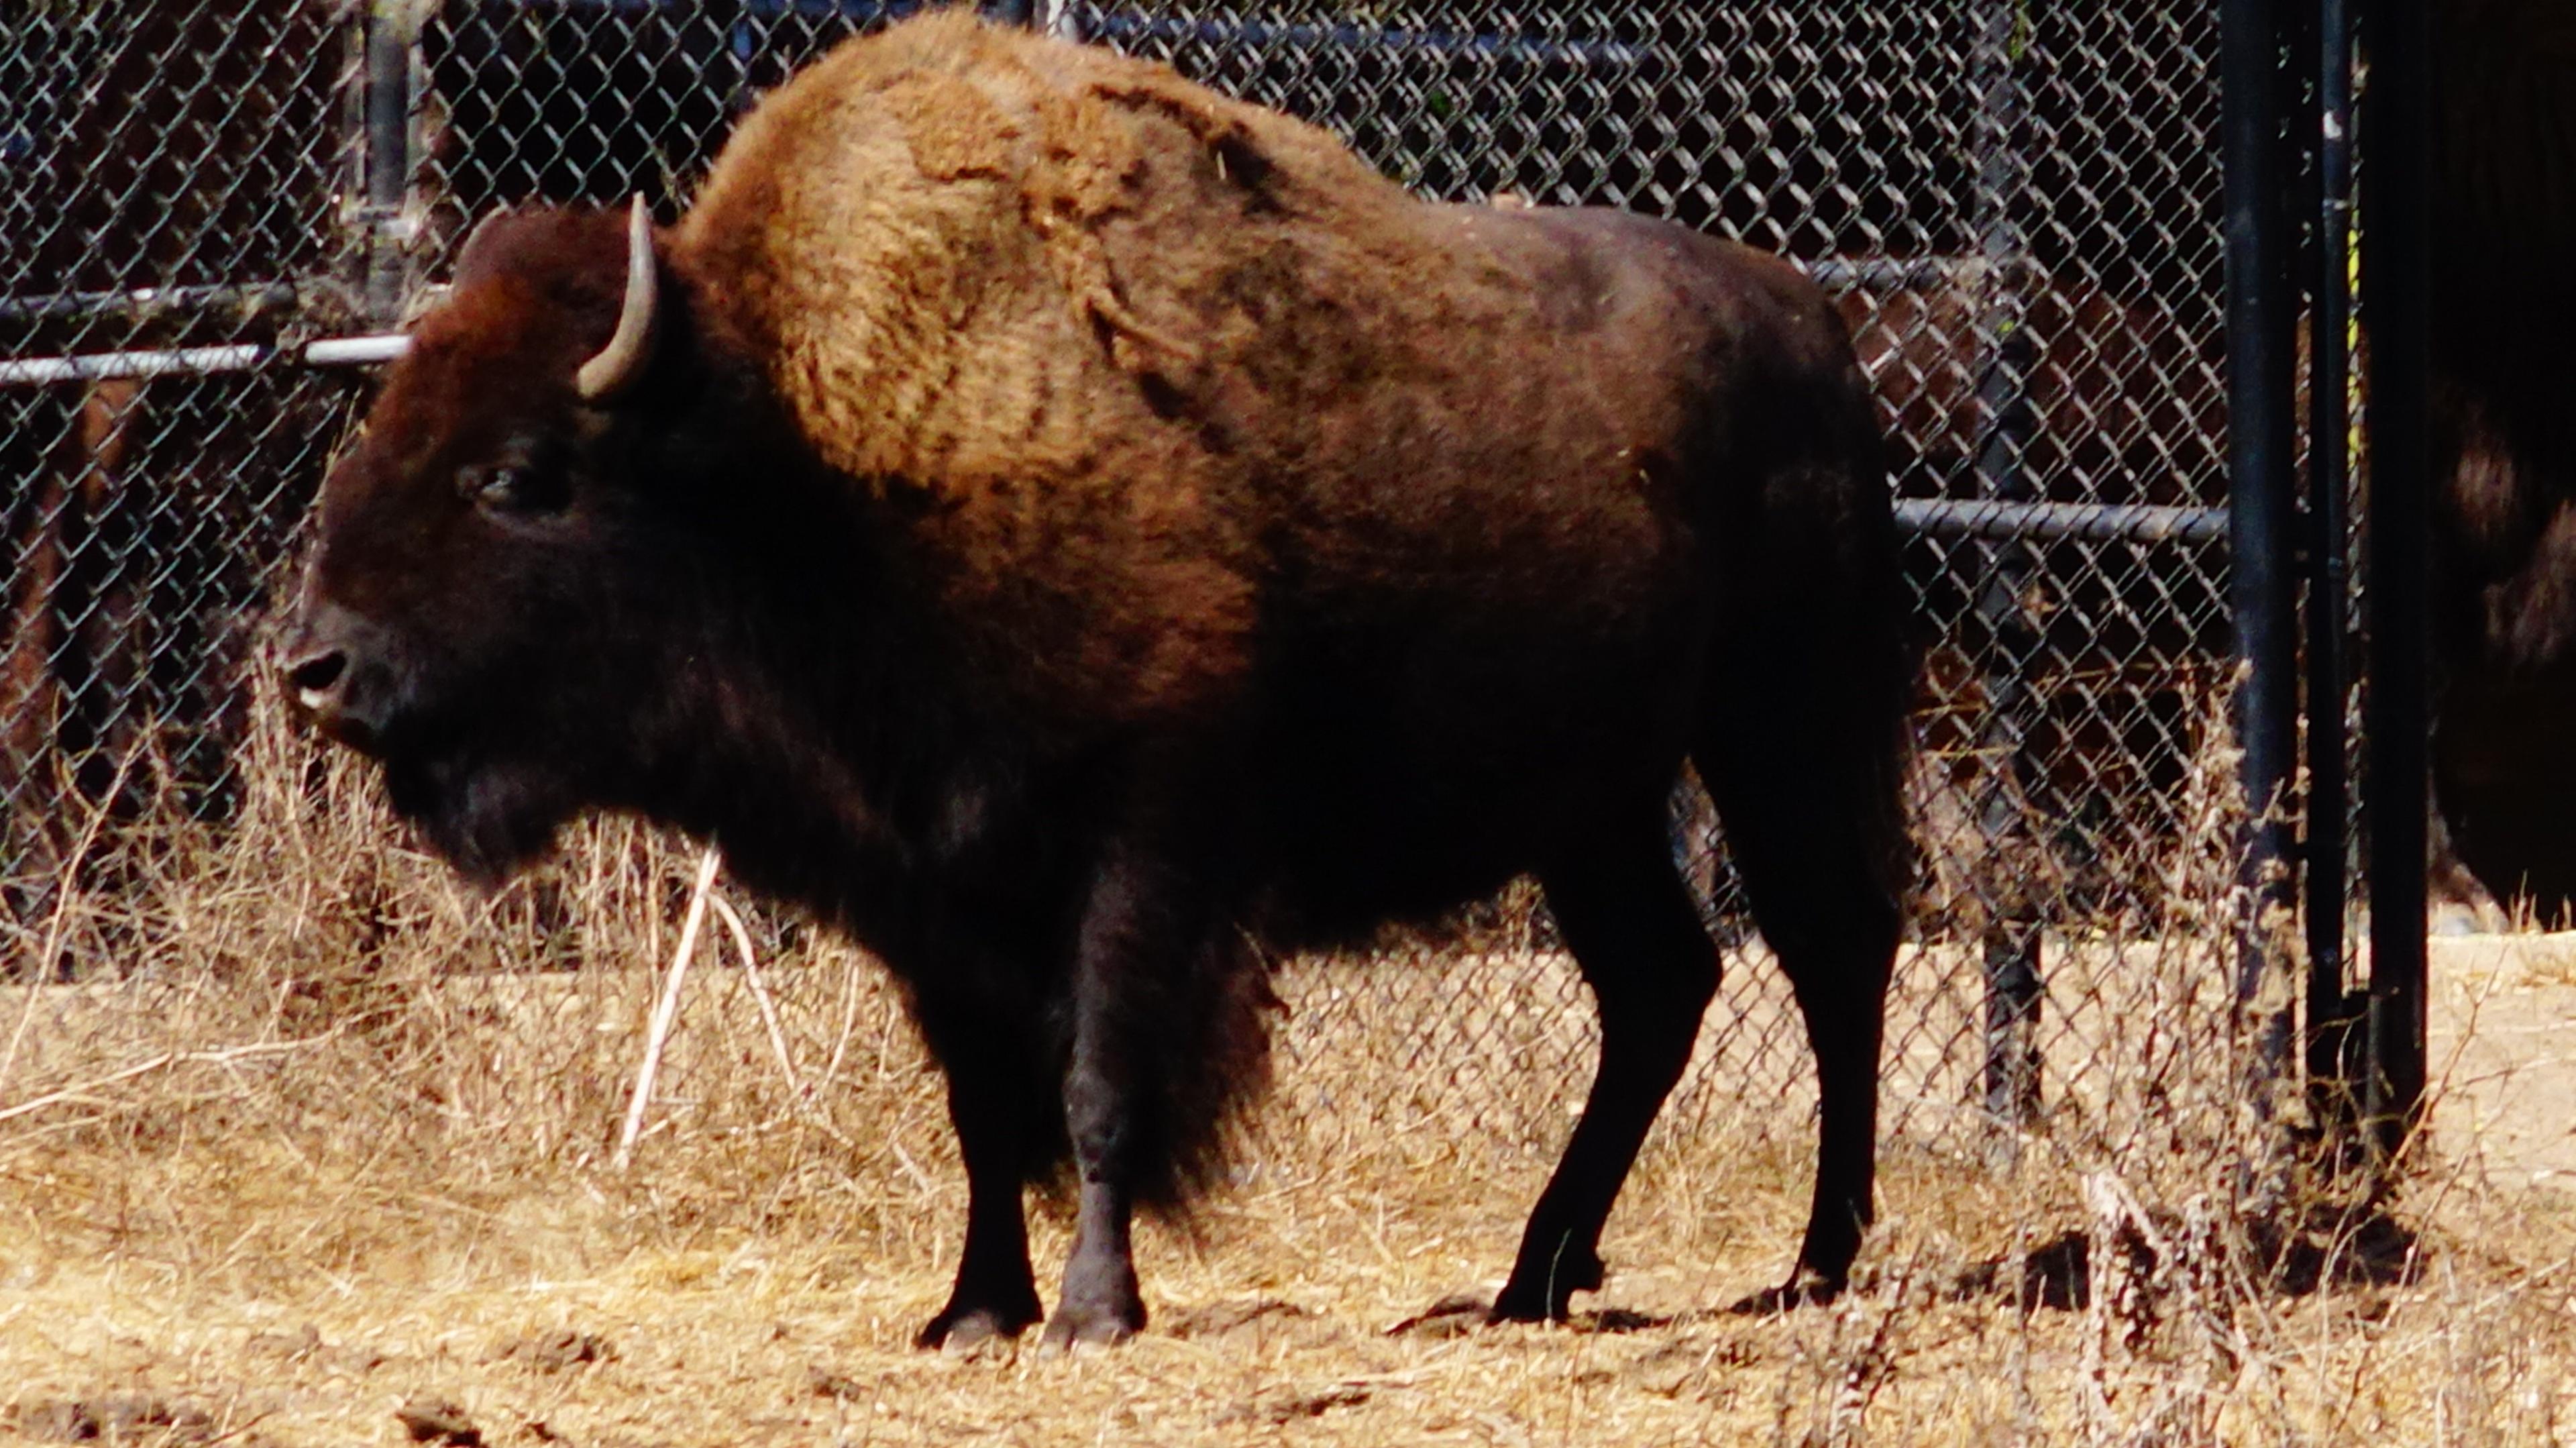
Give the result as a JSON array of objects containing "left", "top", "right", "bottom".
[{"left": 3, "top": 696, "right": 2573, "bottom": 1446}]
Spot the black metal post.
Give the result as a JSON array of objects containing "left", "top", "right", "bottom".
[
  {"left": 2306, "top": 0, "right": 2367, "bottom": 1105},
  {"left": 2361, "top": 0, "right": 2432, "bottom": 1159},
  {"left": 1970, "top": 0, "right": 2043, "bottom": 1129},
  {"left": 357, "top": 1, "right": 419, "bottom": 325},
  {"left": 2222, "top": 0, "right": 2300, "bottom": 1068}
]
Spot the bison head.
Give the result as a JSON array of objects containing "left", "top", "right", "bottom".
[{"left": 277, "top": 198, "right": 781, "bottom": 880}]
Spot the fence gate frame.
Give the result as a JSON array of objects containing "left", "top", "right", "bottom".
[
  {"left": 2353, "top": 0, "right": 2431, "bottom": 1157},
  {"left": 2226, "top": 0, "right": 2431, "bottom": 1161}
]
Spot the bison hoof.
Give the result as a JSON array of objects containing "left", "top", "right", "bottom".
[
  {"left": 1486, "top": 1286, "right": 1574, "bottom": 1325},
  {"left": 914, "top": 1302, "right": 1040, "bottom": 1353},
  {"left": 1034, "top": 1302, "right": 1143, "bottom": 1355},
  {"left": 1490, "top": 1246, "right": 1606, "bottom": 1323}
]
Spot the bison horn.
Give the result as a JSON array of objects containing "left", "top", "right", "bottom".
[{"left": 576, "top": 195, "right": 659, "bottom": 403}]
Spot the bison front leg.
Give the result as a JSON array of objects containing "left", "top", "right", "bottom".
[
  {"left": 1047, "top": 1060, "right": 1146, "bottom": 1351},
  {"left": 915, "top": 1055, "right": 1045, "bottom": 1351},
  {"left": 1040, "top": 842, "right": 1191, "bottom": 1352},
  {"left": 906, "top": 962, "right": 1049, "bottom": 1351}
]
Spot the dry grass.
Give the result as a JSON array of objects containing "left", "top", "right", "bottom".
[{"left": 3, "top": 685, "right": 2573, "bottom": 1446}]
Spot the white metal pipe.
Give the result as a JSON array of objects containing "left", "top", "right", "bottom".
[
  {"left": 304, "top": 335, "right": 411, "bottom": 366},
  {"left": 0, "top": 333, "right": 409, "bottom": 387}
]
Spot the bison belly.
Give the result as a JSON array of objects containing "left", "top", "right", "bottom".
[{"left": 1250, "top": 603, "right": 1705, "bottom": 941}]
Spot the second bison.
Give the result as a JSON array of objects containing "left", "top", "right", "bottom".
[{"left": 278, "top": 13, "right": 1910, "bottom": 1349}]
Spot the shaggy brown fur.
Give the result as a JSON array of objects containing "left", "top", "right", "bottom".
[
  {"left": 680, "top": 17, "right": 1859, "bottom": 738},
  {"left": 279, "top": 11, "right": 1908, "bottom": 1350}
]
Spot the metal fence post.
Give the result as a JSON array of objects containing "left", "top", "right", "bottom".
[
  {"left": 1968, "top": 0, "right": 2044, "bottom": 1131},
  {"left": 353, "top": 1, "right": 424, "bottom": 325},
  {"left": 2304, "top": 0, "right": 2369, "bottom": 1120},
  {"left": 2361, "top": 0, "right": 2432, "bottom": 1160},
  {"left": 2222, "top": 0, "right": 2300, "bottom": 1074}
]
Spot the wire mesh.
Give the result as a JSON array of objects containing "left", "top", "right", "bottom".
[
  {"left": 0, "top": 1, "right": 2248, "bottom": 1164},
  {"left": 1, "top": 3, "right": 368, "bottom": 951}
]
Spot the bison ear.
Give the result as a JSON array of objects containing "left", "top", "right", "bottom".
[
  {"left": 576, "top": 195, "right": 661, "bottom": 405},
  {"left": 451, "top": 202, "right": 583, "bottom": 289},
  {"left": 449, "top": 207, "right": 520, "bottom": 287}
]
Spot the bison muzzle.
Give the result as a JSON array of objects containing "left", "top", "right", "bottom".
[{"left": 277, "top": 13, "right": 1912, "bottom": 1350}]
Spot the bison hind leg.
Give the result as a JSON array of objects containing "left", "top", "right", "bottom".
[
  {"left": 1695, "top": 612, "right": 1907, "bottom": 1298},
  {"left": 1692, "top": 409, "right": 1910, "bottom": 1298},
  {"left": 1490, "top": 812, "right": 1719, "bottom": 1322},
  {"left": 1701, "top": 766, "right": 1900, "bottom": 1302}
]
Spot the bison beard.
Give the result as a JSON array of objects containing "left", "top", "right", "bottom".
[
  {"left": 277, "top": 13, "right": 1911, "bottom": 1349},
  {"left": 383, "top": 749, "right": 585, "bottom": 884}
]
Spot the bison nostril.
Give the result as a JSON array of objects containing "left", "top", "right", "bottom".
[{"left": 288, "top": 650, "right": 347, "bottom": 709}]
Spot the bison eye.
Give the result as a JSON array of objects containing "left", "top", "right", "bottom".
[{"left": 458, "top": 462, "right": 564, "bottom": 515}]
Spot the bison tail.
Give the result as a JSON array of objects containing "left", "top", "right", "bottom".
[
  {"left": 1128, "top": 925, "right": 1280, "bottom": 1214},
  {"left": 1698, "top": 376, "right": 1918, "bottom": 927}
]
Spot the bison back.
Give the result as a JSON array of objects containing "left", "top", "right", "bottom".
[{"left": 677, "top": 15, "right": 1875, "bottom": 917}]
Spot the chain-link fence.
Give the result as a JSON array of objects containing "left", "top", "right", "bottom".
[{"left": 0, "top": 1, "right": 2290, "bottom": 1162}]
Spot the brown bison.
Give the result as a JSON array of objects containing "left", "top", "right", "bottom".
[
  {"left": 277, "top": 13, "right": 1909, "bottom": 1349},
  {"left": 2425, "top": 0, "right": 2576, "bottom": 919}
]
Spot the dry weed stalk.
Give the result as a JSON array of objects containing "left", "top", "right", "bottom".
[
  {"left": 1772, "top": 1254, "right": 1919, "bottom": 1448},
  {"left": 2034, "top": 680, "right": 2261, "bottom": 1444},
  {"left": 614, "top": 845, "right": 723, "bottom": 1171}
]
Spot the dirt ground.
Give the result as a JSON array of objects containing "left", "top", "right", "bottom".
[
  {"left": 2426, "top": 930, "right": 2576, "bottom": 1192},
  {"left": 2, "top": 929, "right": 2573, "bottom": 1445}
]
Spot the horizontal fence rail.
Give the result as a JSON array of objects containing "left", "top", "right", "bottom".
[
  {"left": 0, "top": 337, "right": 407, "bottom": 388},
  {"left": 0, "top": 331, "right": 2239, "bottom": 548}
]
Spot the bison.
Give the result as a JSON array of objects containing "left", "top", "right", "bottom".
[
  {"left": 2424, "top": 0, "right": 2576, "bottom": 921},
  {"left": 276, "top": 13, "right": 1909, "bottom": 1349}
]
